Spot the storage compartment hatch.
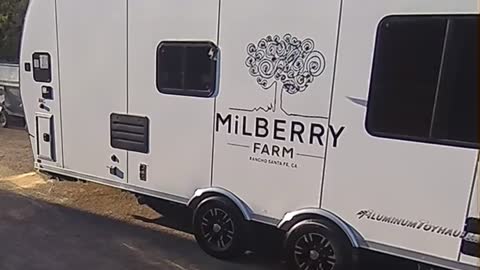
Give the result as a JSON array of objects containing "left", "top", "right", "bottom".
[{"left": 36, "top": 114, "right": 55, "bottom": 161}]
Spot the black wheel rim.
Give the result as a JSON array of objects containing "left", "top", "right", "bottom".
[
  {"left": 200, "top": 208, "right": 235, "bottom": 252},
  {"left": 293, "top": 233, "right": 336, "bottom": 270}
]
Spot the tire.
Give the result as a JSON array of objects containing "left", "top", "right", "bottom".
[
  {"left": 285, "top": 219, "right": 354, "bottom": 270},
  {"left": 193, "top": 196, "right": 247, "bottom": 260},
  {"left": 0, "top": 110, "right": 8, "bottom": 128}
]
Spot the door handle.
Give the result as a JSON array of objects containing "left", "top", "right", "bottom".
[
  {"left": 39, "top": 103, "right": 50, "bottom": 112},
  {"left": 107, "top": 166, "right": 124, "bottom": 179}
]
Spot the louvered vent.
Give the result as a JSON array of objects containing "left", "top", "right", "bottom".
[{"left": 110, "top": 113, "right": 149, "bottom": 153}]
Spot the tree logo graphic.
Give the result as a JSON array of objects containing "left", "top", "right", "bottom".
[{"left": 238, "top": 34, "right": 326, "bottom": 117}]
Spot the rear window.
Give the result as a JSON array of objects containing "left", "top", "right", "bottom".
[{"left": 367, "top": 15, "right": 478, "bottom": 149}]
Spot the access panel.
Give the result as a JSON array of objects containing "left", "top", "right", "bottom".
[
  {"left": 214, "top": 0, "right": 342, "bottom": 220},
  {"left": 36, "top": 114, "right": 54, "bottom": 161},
  {"left": 127, "top": 0, "right": 219, "bottom": 200},
  {"left": 56, "top": 0, "right": 128, "bottom": 182}
]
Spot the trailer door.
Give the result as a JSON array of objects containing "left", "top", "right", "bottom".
[
  {"left": 56, "top": 0, "right": 128, "bottom": 182},
  {"left": 127, "top": 0, "right": 219, "bottom": 200}
]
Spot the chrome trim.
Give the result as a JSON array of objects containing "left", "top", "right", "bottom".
[
  {"left": 38, "top": 164, "right": 189, "bottom": 204},
  {"left": 278, "top": 208, "right": 364, "bottom": 248},
  {"left": 365, "top": 241, "right": 479, "bottom": 270},
  {"left": 346, "top": 96, "right": 367, "bottom": 107},
  {"left": 187, "top": 187, "right": 253, "bottom": 221},
  {"left": 251, "top": 214, "right": 280, "bottom": 225}
]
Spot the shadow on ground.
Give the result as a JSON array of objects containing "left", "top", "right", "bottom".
[
  {"left": 133, "top": 197, "right": 418, "bottom": 270},
  {"left": 0, "top": 189, "right": 282, "bottom": 270},
  {"left": 0, "top": 124, "right": 419, "bottom": 270},
  {"left": 0, "top": 177, "right": 421, "bottom": 270},
  {"left": 132, "top": 198, "right": 193, "bottom": 235}
]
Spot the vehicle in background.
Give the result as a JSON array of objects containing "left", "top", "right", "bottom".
[{"left": 0, "top": 63, "right": 23, "bottom": 128}]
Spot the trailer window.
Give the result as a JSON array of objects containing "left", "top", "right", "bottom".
[
  {"left": 156, "top": 41, "right": 218, "bottom": 98},
  {"left": 32, "top": 53, "right": 52, "bottom": 83},
  {"left": 367, "top": 15, "right": 478, "bottom": 149}
]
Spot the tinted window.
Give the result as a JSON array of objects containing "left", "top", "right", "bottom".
[
  {"left": 156, "top": 41, "right": 218, "bottom": 98},
  {"left": 431, "top": 17, "right": 478, "bottom": 144},
  {"left": 157, "top": 45, "right": 184, "bottom": 90},
  {"left": 367, "top": 15, "right": 478, "bottom": 149},
  {"left": 32, "top": 52, "right": 52, "bottom": 83}
]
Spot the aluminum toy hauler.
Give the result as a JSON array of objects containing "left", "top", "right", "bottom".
[{"left": 20, "top": 0, "right": 479, "bottom": 269}]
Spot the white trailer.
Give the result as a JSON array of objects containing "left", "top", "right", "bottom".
[{"left": 20, "top": 1, "right": 479, "bottom": 269}]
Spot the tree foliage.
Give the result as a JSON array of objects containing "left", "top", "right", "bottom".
[{"left": 0, "top": 0, "right": 29, "bottom": 63}]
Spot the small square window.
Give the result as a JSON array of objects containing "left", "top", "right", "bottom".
[
  {"left": 156, "top": 41, "right": 218, "bottom": 98},
  {"left": 32, "top": 53, "right": 52, "bottom": 83}
]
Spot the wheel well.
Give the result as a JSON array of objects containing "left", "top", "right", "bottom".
[
  {"left": 188, "top": 191, "right": 221, "bottom": 209},
  {"left": 188, "top": 189, "right": 252, "bottom": 221},
  {"left": 281, "top": 213, "right": 331, "bottom": 232},
  {"left": 279, "top": 212, "right": 364, "bottom": 248}
]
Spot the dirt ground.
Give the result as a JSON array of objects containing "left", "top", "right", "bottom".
[
  {"left": 0, "top": 127, "right": 33, "bottom": 178},
  {"left": 0, "top": 126, "right": 285, "bottom": 270},
  {"left": 0, "top": 127, "right": 160, "bottom": 230},
  {"left": 0, "top": 125, "right": 417, "bottom": 270}
]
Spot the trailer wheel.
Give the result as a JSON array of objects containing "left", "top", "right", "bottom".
[
  {"left": 0, "top": 110, "right": 8, "bottom": 128},
  {"left": 193, "top": 196, "right": 246, "bottom": 259},
  {"left": 285, "top": 219, "right": 353, "bottom": 270}
]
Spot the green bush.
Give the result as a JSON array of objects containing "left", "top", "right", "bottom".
[{"left": 0, "top": 0, "right": 29, "bottom": 63}]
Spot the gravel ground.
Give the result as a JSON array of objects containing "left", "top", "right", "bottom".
[
  {"left": 0, "top": 125, "right": 417, "bottom": 270},
  {"left": 0, "top": 126, "right": 283, "bottom": 270},
  {"left": 0, "top": 126, "right": 186, "bottom": 235},
  {"left": 0, "top": 127, "right": 33, "bottom": 178}
]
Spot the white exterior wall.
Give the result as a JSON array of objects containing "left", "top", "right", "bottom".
[
  {"left": 20, "top": 0, "right": 63, "bottom": 167},
  {"left": 20, "top": 0, "right": 479, "bottom": 268},
  {"left": 323, "top": 0, "right": 479, "bottom": 262},
  {"left": 56, "top": 0, "right": 128, "bottom": 182},
  {"left": 127, "top": 0, "right": 219, "bottom": 199},
  {"left": 213, "top": 0, "right": 341, "bottom": 220}
]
